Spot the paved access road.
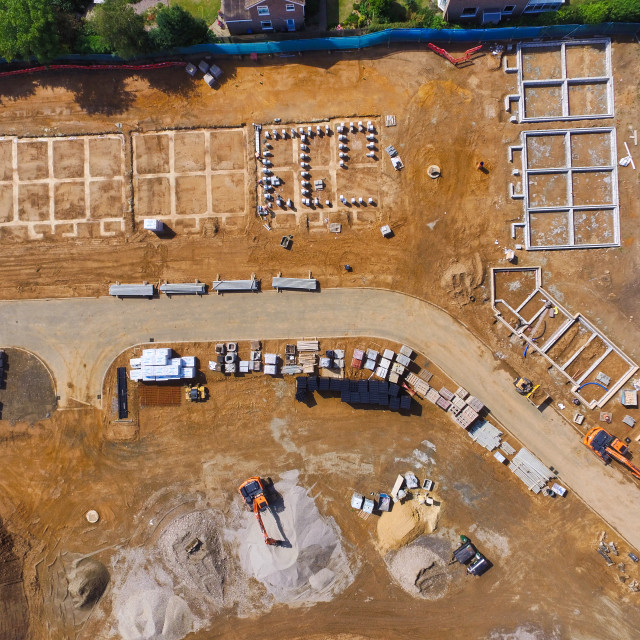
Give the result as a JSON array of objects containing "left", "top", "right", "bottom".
[{"left": 2, "top": 288, "right": 640, "bottom": 548}]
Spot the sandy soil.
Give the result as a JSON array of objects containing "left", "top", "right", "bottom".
[
  {"left": 0, "top": 338, "right": 639, "bottom": 639},
  {"left": 1, "top": 38, "right": 640, "bottom": 640}
]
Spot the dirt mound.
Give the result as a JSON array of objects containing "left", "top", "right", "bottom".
[
  {"left": 227, "top": 470, "right": 354, "bottom": 605},
  {"left": 376, "top": 497, "right": 441, "bottom": 553},
  {"left": 385, "top": 536, "right": 452, "bottom": 600},
  {"left": 67, "top": 558, "right": 110, "bottom": 609}
]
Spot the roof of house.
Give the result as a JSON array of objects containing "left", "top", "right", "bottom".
[{"left": 245, "top": 0, "right": 305, "bottom": 9}]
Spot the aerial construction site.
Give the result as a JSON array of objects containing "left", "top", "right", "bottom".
[{"left": 1, "top": 35, "right": 640, "bottom": 640}]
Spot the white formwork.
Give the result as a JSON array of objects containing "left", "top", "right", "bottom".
[
  {"left": 519, "top": 127, "right": 619, "bottom": 250},
  {"left": 491, "top": 267, "right": 638, "bottom": 409},
  {"left": 515, "top": 39, "right": 614, "bottom": 123}
]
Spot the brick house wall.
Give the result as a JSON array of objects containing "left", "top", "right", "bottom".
[
  {"left": 441, "top": 0, "right": 562, "bottom": 23},
  {"left": 223, "top": 0, "right": 305, "bottom": 34}
]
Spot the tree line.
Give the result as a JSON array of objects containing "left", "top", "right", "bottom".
[{"left": 0, "top": 0, "right": 214, "bottom": 61}]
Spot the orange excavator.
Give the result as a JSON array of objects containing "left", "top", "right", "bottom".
[
  {"left": 238, "top": 477, "right": 282, "bottom": 546},
  {"left": 584, "top": 427, "right": 640, "bottom": 480}
]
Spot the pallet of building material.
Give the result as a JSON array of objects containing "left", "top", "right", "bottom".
[
  {"left": 449, "top": 395, "right": 466, "bottom": 416},
  {"left": 282, "top": 365, "right": 303, "bottom": 375},
  {"left": 467, "top": 396, "right": 484, "bottom": 413},
  {"left": 455, "top": 387, "right": 469, "bottom": 400},
  {"left": 426, "top": 388, "right": 440, "bottom": 404},
  {"left": 439, "top": 387, "right": 454, "bottom": 401},
  {"left": 500, "top": 441, "right": 516, "bottom": 456},
  {"left": 468, "top": 421, "right": 502, "bottom": 451},
  {"left": 508, "top": 448, "right": 552, "bottom": 493},
  {"left": 436, "top": 396, "right": 451, "bottom": 411},
  {"left": 297, "top": 340, "right": 319, "bottom": 351},
  {"left": 385, "top": 115, "right": 396, "bottom": 127},
  {"left": 419, "top": 369, "right": 434, "bottom": 383},
  {"left": 139, "top": 384, "right": 182, "bottom": 406},
  {"left": 406, "top": 372, "right": 429, "bottom": 398}
]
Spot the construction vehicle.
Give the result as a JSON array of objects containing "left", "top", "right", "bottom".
[
  {"left": 238, "top": 477, "right": 282, "bottom": 546},
  {"left": 514, "top": 377, "right": 549, "bottom": 409},
  {"left": 584, "top": 427, "right": 640, "bottom": 480},
  {"left": 185, "top": 384, "right": 207, "bottom": 402}
]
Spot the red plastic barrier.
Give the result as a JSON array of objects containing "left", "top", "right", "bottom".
[
  {"left": 0, "top": 61, "right": 186, "bottom": 78},
  {"left": 427, "top": 43, "right": 482, "bottom": 65}
]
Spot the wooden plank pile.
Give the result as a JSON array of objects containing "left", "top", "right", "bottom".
[{"left": 508, "top": 447, "right": 553, "bottom": 494}]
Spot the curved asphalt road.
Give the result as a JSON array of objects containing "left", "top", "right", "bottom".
[{"left": 3, "top": 288, "right": 640, "bottom": 549}]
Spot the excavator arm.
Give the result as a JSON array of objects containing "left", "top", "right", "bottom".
[
  {"left": 253, "top": 500, "right": 280, "bottom": 546},
  {"left": 606, "top": 447, "right": 640, "bottom": 481}
]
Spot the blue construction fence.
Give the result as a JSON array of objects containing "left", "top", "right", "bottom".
[{"left": 50, "top": 23, "right": 640, "bottom": 64}]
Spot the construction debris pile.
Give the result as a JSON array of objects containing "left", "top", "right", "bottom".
[{"left": 129, "top": 348, "right": 196, "bottom": 382}]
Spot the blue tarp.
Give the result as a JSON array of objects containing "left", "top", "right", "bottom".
[{"left": 43, "top": 23, "right": 640, "bottom": 64}]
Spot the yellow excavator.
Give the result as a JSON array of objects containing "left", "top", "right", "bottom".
[
  {"left": 514, "top": 377, "right": 549, "bottom": 409},
  {"left": 238, "top": 477, "right": 283, "bottom": 546}
]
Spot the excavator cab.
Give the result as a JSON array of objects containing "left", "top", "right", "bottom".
[
  {"left": 514, "top": 377, "right": 534, "bottom": 395},
  {"left": 238, "top": 477, "right": 283, "bottom": 546}
]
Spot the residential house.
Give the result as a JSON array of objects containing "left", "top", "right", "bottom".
[
  {"left": 222, "top": 0, "right": 305, "bottom": 34},
  {"left": 438, "top": 0, "right": 563, "bottom": 24}
]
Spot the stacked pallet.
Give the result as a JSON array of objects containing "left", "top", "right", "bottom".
[
  {"left": 298, "top": 352, "right": 317, "bottom": 373},
  {"left": 500, "top": 441, "right": 516, "bottom": 456},
  {"left": 297, "top": 339, "right": 319, "bottom": 351},
  {"left": 508, "top": 448, "right": 553, "bottom": 494},
  {"left": 468, "top": 421, "right": 502, "bottom": 451},
  {"left": 405, "top": 372, "right": 430, "bottom": 398}
]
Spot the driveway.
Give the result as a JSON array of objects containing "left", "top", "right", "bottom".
[{"left": 2, "top": 287, "right": 640, "bottom": 549}]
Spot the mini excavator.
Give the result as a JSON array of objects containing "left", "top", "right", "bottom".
[
  {"left": 238, "top": 477, "right": 283, "bottom": 546},
  {"left": 584, "top": 427, "right": 640, "bottom": 481}
]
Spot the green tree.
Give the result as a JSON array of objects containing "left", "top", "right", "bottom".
[
  {"left": 609, "top": 0, "right": 640, "bottom": 21},
  {"left": 368, "top": 0, "right": 393, "bottom": 20},
  {"left": 579, "top": 1, "right": 610, "bottom": 24},
  {"left": 0, "top": 0, "right": 60, "bottom": 61},
  {"left": 90, "top": 0, "right": 148, "bottom": 58},
  {"left": 150, "top": 5, "right": 210, "bottom": 49}
]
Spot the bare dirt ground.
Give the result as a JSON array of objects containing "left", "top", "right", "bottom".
[
  {"left": 3, "top": 337, "right": 640, "bottom": 639},
  {"left": 1, "top": 38, "right": 640, "bottom": 639}
]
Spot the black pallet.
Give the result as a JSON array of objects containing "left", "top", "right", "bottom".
[
  {"left": 389, "top": 397, "right": 400, "bottom": 411},
  {"left": 351, "top": 392, "right": 361, "bottom": 403},
  {"left": 379, "top": 382, "right": 389, "bottom": 395},
  {"left": 116, "top": 367, "right": 128, "bottom": 420},
  {"left": 326, "top": 350, "right": 335, "bottom": 359},
  {"left": 339, "top": 379, "right": 350, "bottom": 392},
  {"left": 358, "top": 380, "right": 368, "bottom": 392},
  {"left": 341, "top": 390, "right": 350, "bottom": 402},
  {"left": 330, "top": 378, "right": 341, "bottom": 391},
  {"left": 308, "top": 377, "right": 319, "bottom": 392},
  {"left": 319, "top": 377, "right": 330, "bottom": 391},
  {"left": 349, "top": 380, "right": 359, "bottom": 392},
  {"left": 295, "top": 391, "right": 308, "bottom": 402},
  {"left": 361, "top": 393, "right": 370, "bottom": 404},
  {"left": 400, "top": 395, "right": 411, "bottom": 410},
  {"left": 389, "top": 382, "right": 400, "bottom": 397},
  {"left": 379, "top": 395, "right": 389, "bottom": 407},
  {"left": 296, "top": 376, "right": 308, "bottom": 389}
]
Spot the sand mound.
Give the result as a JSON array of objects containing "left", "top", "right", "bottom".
[
  {"left": 67, "top": 558, "right": 110, "bottom": 609},
  {"left": 118, "top": 587, "right": 192, "bottom": 640},
  {"left": 228, "top": 470, "right": 354, "bottom": 605},
  {"left": 385, "top": 536, "right": 452, "bottom": 600},
  {"left": 112, "top": 559, "right": 195, "bottom": 640},
  {"left": 377, "top": 498, "right": 441, "bottom": 553}
]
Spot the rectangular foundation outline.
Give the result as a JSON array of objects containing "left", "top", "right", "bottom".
[
  {"left": 491, "top": 267, "right": 637, "bottom": 409},
  {"left": 521, "top": 127, "right": 619, "bottom": 250},
  {"left": 516, "top": 39, "right": 613, "bottom": 123}
]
